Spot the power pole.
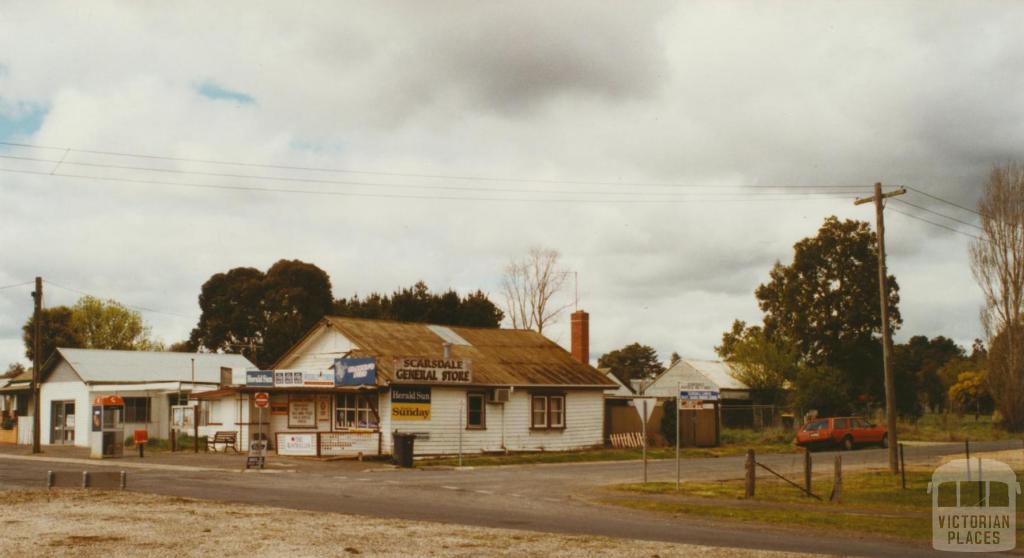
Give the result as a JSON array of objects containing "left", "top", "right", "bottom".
[
  {"left": 31, "top": 277, "right": 42, "bottom": 454},
  {"left": 854, "top": 183, "right": 906, "bottom": 473}
]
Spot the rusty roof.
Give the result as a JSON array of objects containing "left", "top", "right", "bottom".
[{"left": 321, "top": 316, "right": 615, "bottom": 388}]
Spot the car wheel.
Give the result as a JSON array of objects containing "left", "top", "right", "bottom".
[
  {"left": 880, "top": 434, "right": 888, "bottom": 449},
  {"left": 842, "top": 436, "right": 854, "bottom": 451}
]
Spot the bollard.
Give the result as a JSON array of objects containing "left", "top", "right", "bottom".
[
  {"left": 745, "top": 449, "right": 756, "bottom": 498},
  {"left": 830, "top": 454, "right": 842, "bottom": 503},
  {"left": 803, "top": 449, "right": 812, "bottom": 497},
  {"left": 120, "top": 471, "right": 127, "bottom": 490},
  {"left": 46, "top": 470, "right": 54, "bottom": 489},
  {"left": 82, "top": 471, "right": 90, "bottom": 489},
  {"left": 899, "top": 443, "right": 906, "bottom": 489}
]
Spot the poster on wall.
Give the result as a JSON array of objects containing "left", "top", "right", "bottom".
[
  {"left": 277, "top": 433, "right": 317, "bottom": 456},
  {"left": 334, "top": 357, "right": 377, "bottom": 386},
  {"left": 289, "top": 396, "right": 316, "bottom": 428},
  {"left": 316, "top": 395, "right": 331, "bottom": 422},
  {"left": 246, "top": 370, "right": 274, "bottom": 387},
  {"left": 391, "top": 386, "right": 431, "bottom": 421}
]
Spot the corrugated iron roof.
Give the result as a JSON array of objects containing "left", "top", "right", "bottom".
[
  {"left": 49, "top": 348, "right": 255, "bottom": 384},
  {"left": 322, "top": 316, "right": 616, "bottom": 387}
]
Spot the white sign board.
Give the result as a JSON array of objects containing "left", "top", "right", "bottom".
[
  {"left": 392, "top": 357, "right": 472, "bottom": 384},
  {"left": 633, "top": 397, "right": 659, "bottom": 421},
  {"left": 276, "top": 433, "right": 317, "bottom": 456}
]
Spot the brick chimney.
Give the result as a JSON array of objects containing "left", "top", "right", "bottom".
[{"left": 570, "top": 310, "right": 589, "bottom": 365}]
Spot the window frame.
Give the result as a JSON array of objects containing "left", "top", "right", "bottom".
[
  {"left": 529, "top": 393, "right": 567, "bottom": 431},
  {"left": 466, "top": 391, "right": 486, "bottom": 430},
  {"left": 335, "top": 393, "right": 378, "bottom": 430},
  {"left": 122, "top": 396, "right": 151, "bottom": 423}
]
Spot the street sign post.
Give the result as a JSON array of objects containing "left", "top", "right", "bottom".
[{"left": 249, "top": 392, "right": 270, "bottom": 469}]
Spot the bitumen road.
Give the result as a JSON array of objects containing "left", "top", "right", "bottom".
[{"left": 1, "top": 441, "right": 1020, "bottom": 557}]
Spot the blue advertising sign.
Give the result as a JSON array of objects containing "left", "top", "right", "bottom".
[
  {"left": 679, "top": 389, "right": 719, "bottom": 401},
  {"left": 335, "top": 357, "right": 377, "bottom": 386},
  {"left": 246, "top": 370, "right": 274, "bottom": 388}
]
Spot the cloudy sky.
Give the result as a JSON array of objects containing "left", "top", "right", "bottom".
[{"left": 1, "top": 1, "right": 1019, "bottom": 368}]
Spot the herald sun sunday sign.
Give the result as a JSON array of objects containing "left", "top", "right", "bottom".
[{"left": 392, "top": 357, "right": 472, "bottom": 384}]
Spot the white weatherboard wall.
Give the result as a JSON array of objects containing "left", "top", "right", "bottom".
[
  {"left": 383, "top": 388, "right": 604, "bottom": 456},
  {"left": 38, "top": 361, "right": 90, "bottom": 447},
  {"left": 283, "top": 328, "right": 356, "bottom": 370}
]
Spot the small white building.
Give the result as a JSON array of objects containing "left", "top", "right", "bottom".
[
  {"left": 36, "top": 348, "right": 254, "bottom": 447},
  {"left": 198, "top": 314, "right": 616, "bottom": 457},
  {"left": 645, "top": 358, "right": 750, "bottom": 400}
]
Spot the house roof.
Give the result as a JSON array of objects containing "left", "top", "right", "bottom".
[
  {"left": 0, "top": 370, "right": 32, "bottom": 392},
  {"left": 45, "top": 348, "right": 255, "bottom": 384},
  {"left": 281, "top": 316, "right": 616, "bottom": 388},
  {"left": 598, "top": 367, "right": 635, "bottom": 396},
  {"left": 644, "top": 358, "right": 749, "bottom": 398}
]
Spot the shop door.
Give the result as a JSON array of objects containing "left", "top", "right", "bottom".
[{"left": 50, "top": 400, "right": 75, "bottom": 444}]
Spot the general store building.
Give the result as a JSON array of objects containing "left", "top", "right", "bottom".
[{"left": 198, "top": 312, "right": 615, "bottom": 457}]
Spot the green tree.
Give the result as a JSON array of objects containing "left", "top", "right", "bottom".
[
  {"left": 669, "top": 352, "right": 682, "bottom": 368},
  {"left": 716, "top": 321, "right": 798, "bottom": 405},
  {"left": 598, "top": 343, "right": 665, "bottom": 386},
  {"left": 190, "top": 260, "right": 334, "bottom": 368},
  {"left": 789, "top": 365, "right": 851, "bottom": 417},
  {"left": 892, "top": 335, "right": 965, "bottom": 415},
  {"left": 987, "top": 323, "right": 1024, "bottom": 430},
  {"left": 730, "top": 216, "right": 901, "bottom": 410},
  {"left": 22, "top": 306, "right": 83, "bottom": 363},
  {"left": 334, "top": 281, "right": 503, "bottom": 328},
  {"left": 660, "top": 399, "right": 677, "bottom": 445},
  {"left": 2, "top": 362, "right": 27, "bottom": 379},
  {"left": 71, "top": 296, "right": 159, "bottom": 351}
]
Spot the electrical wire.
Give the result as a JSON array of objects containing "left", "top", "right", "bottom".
[
  {"left": 0, "top": 153, "right": 869, "bottom": 198},
  {"left": 892, "top": 198, "right": 983, "bottom": 231},
  {"left": 905, "top": 185, "right": 981, "bottom": 217},
  {"left": 44, "top": 280, "right": 195, "bottom": 319},
  {"left": 888, "top": 206, "right": 985, "bottom": 242},
  {"left": 0, "top": 140, "right": 873, "bottom": 191},
  {"left": 0, "top": 281, "right": 33, "bottom": 291},
  {"left": 0, "top": 168, "right": 861, "bottom": 205}
]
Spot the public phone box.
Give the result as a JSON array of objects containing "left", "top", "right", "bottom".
[{"left": 90, "top": 395, "right": 125, "bottom": 459}]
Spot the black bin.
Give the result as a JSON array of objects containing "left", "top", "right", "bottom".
[{"left": 393, "top": 432, "right": 415, "bottom": 467}]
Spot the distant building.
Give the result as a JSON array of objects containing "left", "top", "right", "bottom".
[{"left": 644, "top": 358, "right": 751, "bottom": 400}]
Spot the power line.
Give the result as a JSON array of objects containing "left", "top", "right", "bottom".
[
  {"left": 892, "top": 198, "right": 983, "bottom": 231},
  {"left": 888, "top": 206, "right": 984, "bottom": 242},
  {"left": 0, "top": 281, "right": 33, "bottom": 291},
  {"left": 44, "top": 280, "right": 195, "bottom": 319},
  {"left": 0, "top": 168, "right": 862, "bottom": 205},
  {"left": 905, "top": 185, "right": 981, "bottom": 217},
  {"left": 0, "top": 140, "right": 871, "bottom": 191},
  {"left": 0, "top": 153, "right": 868, "bottom": 198}
]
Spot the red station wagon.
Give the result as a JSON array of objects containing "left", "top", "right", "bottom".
[{"left": 795, "top": 416, "right": 888, "bottom": 451}]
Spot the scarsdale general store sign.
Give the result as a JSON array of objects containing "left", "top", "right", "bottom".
[{"left": 392, "top": 357, "right": 472, "bottom": 384}]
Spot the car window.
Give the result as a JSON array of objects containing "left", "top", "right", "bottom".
[
  {"left": 854, "top": 418, "right": 869, "bottom": 428},
  {"left": 804, "top": 420, "right": 828, "bottom": 431},
  {"left": 833, "top": 418, "right": 848, "bottom": 429}
]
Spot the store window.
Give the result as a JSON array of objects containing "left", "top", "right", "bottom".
[
  {"left": 530, "top": 394, "right": 566, "bottom": 430},
  {"left": 466, "top": 392, "right": 486, "bottom": 429},
  {"left": 123, "top": 397, "right": 151, "bottom": 423},
  {"left": 335, "top": 393, "right": 378, "bottom": 430}
]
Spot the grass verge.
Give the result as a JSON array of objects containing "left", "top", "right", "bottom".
[{"left": 422, "top": 441, "right": 793, "bottom": 467}]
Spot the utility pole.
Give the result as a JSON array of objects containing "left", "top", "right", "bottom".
[
  {"left": 854, "top": 183, "right": 906, "bottom": 473},
  {"left": 31, "top": 277, "right": 42, "bottom": 454}
]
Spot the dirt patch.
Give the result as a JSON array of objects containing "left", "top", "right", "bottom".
[{"left": 0, "top": 489, "right": 815, "bottom": 557}]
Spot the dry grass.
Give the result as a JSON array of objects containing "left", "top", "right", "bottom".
[{"left": 0, "top": 489, "right": 814, "bottom": 557}]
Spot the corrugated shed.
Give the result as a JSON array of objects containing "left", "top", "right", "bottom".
[{"left": 322, "top": 316, "right": 616, "bottom": 387}]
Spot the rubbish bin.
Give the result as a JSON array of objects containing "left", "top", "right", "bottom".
[{"left": 393, "top": 432, "right": 415, "bottom": 468}]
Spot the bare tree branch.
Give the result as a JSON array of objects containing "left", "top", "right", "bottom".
[{"left": 501, "top": 247, "right": 570, "bottom": 334}]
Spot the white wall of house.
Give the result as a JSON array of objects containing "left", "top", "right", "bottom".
[
  {"left": 382, "top": 387, "right": 604, "bottom": 456},
  {"left": 39, "top": 361, "right": 90, "bottom": 447},
  {"left": 280, "top": 328, "right": 356, "bottom": 370}
]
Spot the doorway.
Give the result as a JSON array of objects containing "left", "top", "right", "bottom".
[{"left": 50, "top": 400, "right": 75, "bottom": 444}]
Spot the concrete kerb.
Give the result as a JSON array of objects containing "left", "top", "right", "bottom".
[{"left": 0, "top": 452, "right": 239, "bottom": 474}]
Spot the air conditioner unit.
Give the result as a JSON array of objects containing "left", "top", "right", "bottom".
[{"left": 489, "top": 387, "right": 512, "bottom": 404}]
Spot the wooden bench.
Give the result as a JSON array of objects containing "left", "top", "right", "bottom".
[{"left": 207, "top": 431, "right": 238, "bottom": 453}]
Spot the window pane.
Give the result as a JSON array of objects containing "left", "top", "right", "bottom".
[
  {"left": 834, "top": 419, "right": 847, "bottom": 429},
  {"left": 549, "top": 396, "right": 564, "bottom": 427},
  {"left": 467, "top": 394, "right": 484, "bottom": 427},
  {"left": 532, "top": 396, "right": 547, "bottom": 427}
]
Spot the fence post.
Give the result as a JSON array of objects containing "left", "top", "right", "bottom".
[
  {"left": 804, "top": 449, "right": 812, "bottom": 497},
  {"left": 120, "top": 471, "right": 127, "bottom": 490},
  {"left": 830, "top": 454, "right": 842, "bottom": 503},
  {"left": 899, "top": 442, "right": 906, "bottom": 489},
  {"left": 81, "top": 471, "right": 90, "bottom": 489},
  {"left": 46, "top": 470, "right": 54, "bottom": 489},
  {"left": 745, "top": 449, "right": 756, "bottom": 498}
]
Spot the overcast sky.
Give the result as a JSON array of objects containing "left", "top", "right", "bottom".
[{"left": 1, "top": 2, "right": 1020, "bottom": 369}]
